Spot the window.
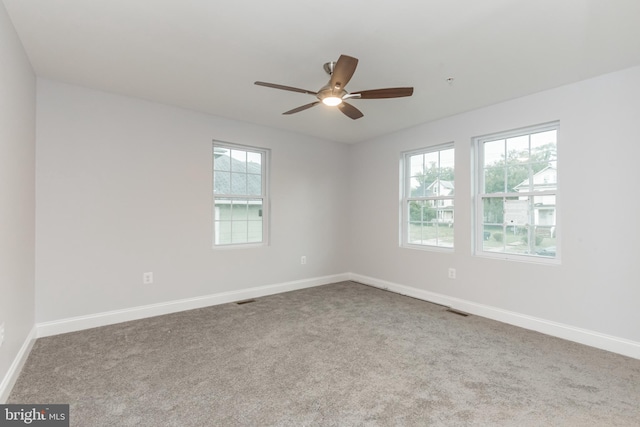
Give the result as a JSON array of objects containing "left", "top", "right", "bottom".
[
  {"left": 401, "top": 144, "right": 455, "bottom": 249},
  {"left": 474, "top": 122, "right": 558, "bottom": 261},
  {"left": 213, "top": 141, "right": 269, "bottom": 246}
]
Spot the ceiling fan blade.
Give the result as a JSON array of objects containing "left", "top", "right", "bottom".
[
  {"left": 330, "top": 55, "right": 358, "bottom": 90},
  {"left": 283, "top": 101, "right": 321, "bottom": 115},
  {"left": 350, "top": 87, "right": 414, "bottom": 99},
  {"left": 338, "top": 101, "right": 364, "bottom": 120},
  {"left": 255, "top": 81, "right": 317, "bottom": 95}
]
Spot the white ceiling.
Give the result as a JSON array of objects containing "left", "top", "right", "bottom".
[{"left": 4, "top": 0, "right": 640, "bottom": 143}]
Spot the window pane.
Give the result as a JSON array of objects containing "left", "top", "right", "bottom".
[
  {"left": 409, "top": 201, "right": 420, "bottom": 222},
  {"left": 433, "top": 223, "right": 454, "bottom": 247},
  {"left": 409, "top": 222, "right": 425, "bottom": 244},
  {"left": 531, "top": 130, "right": 557, "bottom": 164},
  {"left": 504, "top": 225, "right": 529, "bottom": 255},
  {"left": 435, "top": 202, "right": 454, "bottom": 225},
  {"left": 409, "top": 154, "right": 427, "bottom": 198},
  {"left": 506, "top": 135, "right": 529, "bottom": 163},
  {"left": 214, "top": 198, "right": 232, "bottom": 219},
  {"left": 407, "top": 200, "right": 454, "bottom": 247},
  {"left": 410, "top": 220, "right": 454, "bottom": 247},
  {"left": 483, "top": 139, "right": 504, "bottom": 167},
  {"left": 533, "top": 194, "right": 556, "bottom": 226},
  {"left": 248, "top": 220, "right": 262, "bottom": 243},
  {"left": 410, "top": 176, "right": 422, "bottom": 198},
  {"left": 231, "top": 172, "right": 247, "bottom": 195},
  {"left": 214, "top": 200, "right": 263, "bottom": 245},
  {"left": 214, "top": 148, "right": 231, "bottom": 171},
  {"left": 247, "top": 174, "right": 262, "bottom": 196},
  {"left": 504, "top": 196, "right": 529, "bottom": 226},
  {"left": 424, "top": 151, "right": 438, "bottom": 170},
  {"left": 507, "top": 163, "right": 530, "bottom": 193},
  {"left": 484, "top": 167, "right": 505, "bottom": 194},
  {"left": 483, "top": 197, "right": 503, "bottom": 224},
  {"left": 230, "top": 150, "right": 247, "bottom": 172},
  {"left": 423, "top": 199, "right": 453, "bottom": 247},
  {"left": 420, "top": 222, "right": 438, "bottom": 244},
  {"left": 439, "top": 148, "right": 455, "bottom": 180},
  {"left": 483, "top": 195, "right": 553, "bottom": 257},
  {"left": 482, "top": 224, "right": 503, "bottom": 252},
  {"left": 410, "top": 154, "right": 423, "bottom": 177},
  {"left": 214, "top": 171, "right": 230, "bottom": 194},
  {"left": 247, "top": 202, "right": 263, "bottom": 220},
  {"left": 409, "top": 200, "right": 434, "bottom": 223},
  {"left": 247, "top": 152, "right": 262, "bottom": 173},
  {"left": 531, "top": 163, "right": 556, "bottom": 191},
  {"left": 231, "top": 220, "right": 248, "bottom": 243},
  {"left": 231, "top": 200, "right": 248, "bottom": 220},
  {"left": 214, "top": 220, "right": 232, "bottom": 245},
  {"left": 484, "top": 224, "right": 530, "bottom": 255},
  {"left": 534, "top": 223, "right": 556, "bottom": 258}
]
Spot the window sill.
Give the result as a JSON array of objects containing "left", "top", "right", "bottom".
[
  {"left": 212, "top": 242, "right": 268, "bottom": 250},
  {"left": 401, "top": 244, "right": 454, "bottom": 253},
  {"left": 475, "top": 251, "right": 560, "bottom": 265}
]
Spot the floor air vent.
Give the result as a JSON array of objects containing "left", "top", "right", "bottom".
[
  {"left": 236, "top": 299, "right": 256, "bottom": 305},
  {"left": 446, "top": 308, "right": 469, "bottom": 317}
]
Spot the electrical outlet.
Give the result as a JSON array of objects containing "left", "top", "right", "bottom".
[
  {"left": 300, "top": 256, "right": 307, "bottom": 265},
  {"left": 448, "top": 268, "right": 456, "bottom": 279},
  {"left": 143, "top": 272, "right": 153, "bottom": 284},
  {"left": 0, "top": 322, "right": 5, "bottom": 348}
]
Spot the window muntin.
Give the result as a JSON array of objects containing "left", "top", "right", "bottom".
[
  {"left": 213, "top": 142, "right": 268, "bottom": 246},
  {"left": 475, "top": 123, "right": 558, "bottom": 261},
  {"left": 402, "top": 144, "right": 455, "bottom": 249}
]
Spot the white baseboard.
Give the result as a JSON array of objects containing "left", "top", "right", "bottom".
[
  {"left": 37, "top": 273, "right": 349, "bottom": 338},
  {"left": 0, "top": 326, "right": 36, "bottom": 403},
  {"left": 349, "top": 273, "right": 640, "bottom": 360}
]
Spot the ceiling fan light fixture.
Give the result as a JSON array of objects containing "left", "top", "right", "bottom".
[{"left": 322, "top": 96, "right": 343, "bottom": 106}]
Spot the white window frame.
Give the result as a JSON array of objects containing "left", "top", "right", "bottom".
[
  {"left": 400, "top": 143, "right": 455, "bottom": 251},
  {"left": 212, "top": 140, "right": 270, "bottom": 248},
  {"left": 473, "top": 121, "right": 560, "bottom": 263}
]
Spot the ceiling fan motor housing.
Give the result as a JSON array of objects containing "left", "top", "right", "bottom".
[{"left": 317, "top": 84, "right": 347, "bottom": 103}]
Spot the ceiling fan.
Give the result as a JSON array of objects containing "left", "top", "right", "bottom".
[{"left": 254, "top": 54, "right": 413, "bottom": 120}]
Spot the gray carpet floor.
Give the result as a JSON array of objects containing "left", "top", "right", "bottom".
[{"left": 8, "top": 281, "right": 640, "bottom": 426}]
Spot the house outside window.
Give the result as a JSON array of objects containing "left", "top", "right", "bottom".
[
  {"left": 474, "top": 122, "right": 558, "bottom": 261},
  {"left": 401, "top": 144, "right": 455, "bottom": 249},
  {"left": 213, "top": 141, "right": 269, "bottom": 247}
]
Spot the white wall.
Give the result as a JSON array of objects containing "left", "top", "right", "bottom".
[
  {"left": 35, "top": 79, "right": 350, "bottom": 322},
  {"left": 0, "top": 1, "right": 36, "bottom": 398},
  {"left": 349, "top": 65, "right": 640, "bottom": 343}
]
